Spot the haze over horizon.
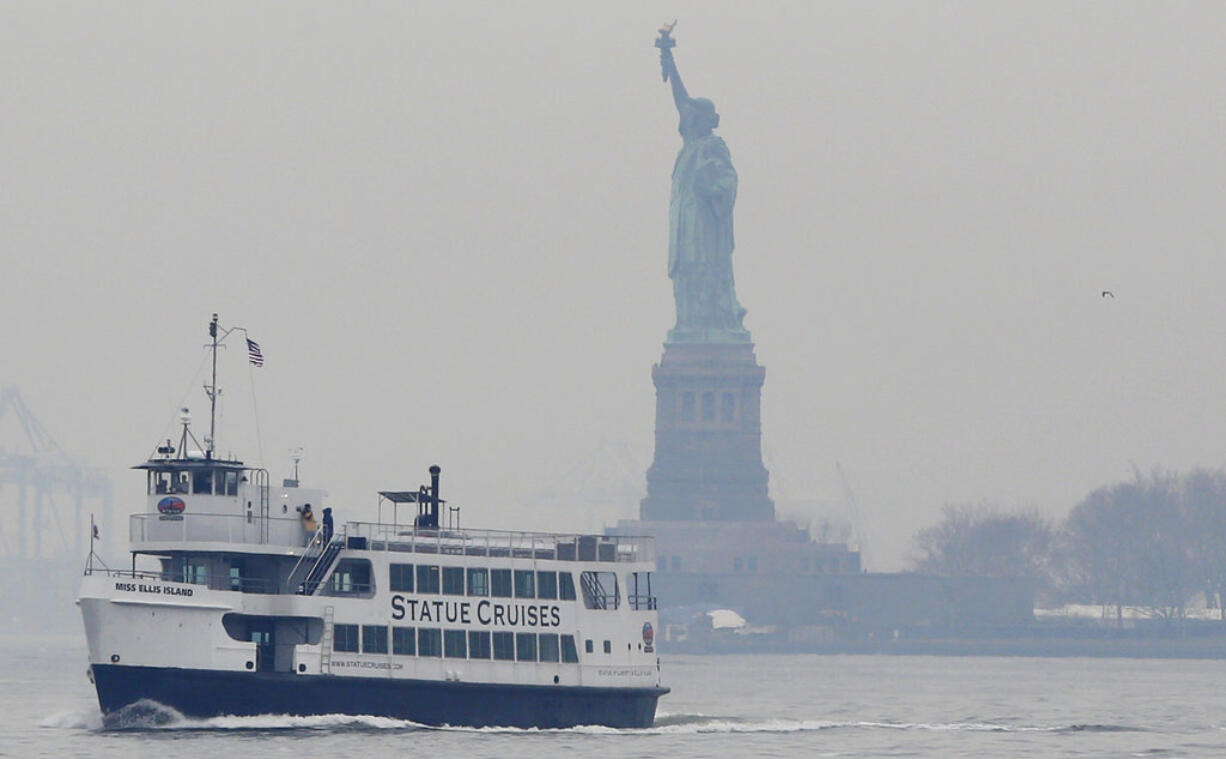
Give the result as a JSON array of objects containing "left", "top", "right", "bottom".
[{"left": 3, "top": 2, "right": 1224, "bottom": 571}]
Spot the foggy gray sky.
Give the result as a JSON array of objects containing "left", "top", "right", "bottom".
[{"left": 2, "top": 3, "right": 1223, "bottom": 570}]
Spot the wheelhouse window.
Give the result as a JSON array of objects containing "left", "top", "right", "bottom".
[
  {"left": 151, "top": 470, "right": 174, "bottom": 495},
  {"left": 416, "top": 564, "right": 440, "bottom": 594},
  {"left": 442, "top": 567, "right": 465, "bottom": 595},
  {"left": 333, "top": 624, "right": 359, "bottom": 653},
  {"left": 192, "top": 468, "right": 214, "bottom": 494},
  {"left": 492, "top": 631, "right": 514, "bottom": 660},
  {"left": 389, "top": 563, "right": 414, "bottom": 592},
  {"left": 467, "top": 568, "right": 489, "bottom": 596},
  {"left": 490, "top": 569, "right": 512, "bottom": 598},
  {"left": 362, "top": 625, "right": 388, "bottom": 654}
]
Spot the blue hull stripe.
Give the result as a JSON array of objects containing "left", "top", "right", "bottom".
[{"left": 91, "top": 664, "right": 667, "bottom": 729}]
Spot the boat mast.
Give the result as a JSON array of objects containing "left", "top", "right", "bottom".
[{"left": 206, "top": 312, "right": 219, "bottom": 460}]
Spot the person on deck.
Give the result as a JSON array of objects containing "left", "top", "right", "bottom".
[
  {"left": 297, "top": 505, "right": 317, "bottom": 546},
  {"left": 322, "top": 507, "right": 334, "bottom": 545}
]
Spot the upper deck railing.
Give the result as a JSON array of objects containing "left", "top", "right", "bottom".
[
  {"left": 131, "top": 513, "right": 306, "bottom": 547},
  {"left": 343, "top": 521, "right": 654, "bottom": 564},
  {"left": 128, "top": 513, "right": 655, "bottom": 564}
]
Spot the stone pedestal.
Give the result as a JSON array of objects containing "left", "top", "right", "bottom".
[{"left": 641, "top": 341, "right": 774, "bottom": 522}]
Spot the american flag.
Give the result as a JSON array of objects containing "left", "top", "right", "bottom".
[{"left": 246, "top": 338, "right": 265, "bottom": 367}]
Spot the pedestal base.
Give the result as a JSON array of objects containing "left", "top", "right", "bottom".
[{"left": 641, "top": 342, "right": 774, "bottom": 522}]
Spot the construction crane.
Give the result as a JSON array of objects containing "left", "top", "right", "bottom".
[
  {"left": 836, "top": 461, "right": 871, "bottom": 571},
  {"left": 0, "top": 387, "right": 112, "bottom": 561}
]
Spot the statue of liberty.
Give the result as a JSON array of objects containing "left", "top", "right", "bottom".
[{"left": 655, "top": 24, "right": 748, "bottom": 343}]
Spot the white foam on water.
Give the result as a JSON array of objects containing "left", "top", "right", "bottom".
[
  {"left": 435, "top": 718, "right": 1142, "bottom": 736},
  {"left": 425, "top": 717, "right": 1039, "bottom": 735},
  {"left": 39, "top": 701, "right": 1138, "bottom": 737},
  {"left": 134, "top": 711, "right": 422, "bottom": 732},
  {"left": 38, "top": 710, "right": 104, "bottom": 730},
  {"left": 47, "top": 700, "right": 423, "bottom": 732},
  {"left": 188, "top": 713, "right": 420, "bottom": 730}
]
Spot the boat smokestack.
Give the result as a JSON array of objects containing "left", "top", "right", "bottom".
[{"left": 429, "top": 465, "right": 441, "bottom": 523}]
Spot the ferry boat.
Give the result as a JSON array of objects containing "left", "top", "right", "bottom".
[{"left": 78, "top": 315, "right": 667, "bottom": 728}]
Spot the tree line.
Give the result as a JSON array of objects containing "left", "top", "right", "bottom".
[{"left": 911, "top": 468, "right": 1226, "bottom": 620}]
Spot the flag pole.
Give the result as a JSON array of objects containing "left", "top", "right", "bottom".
[{"left": 202, "top": 314, "right": 261, "bottom": 461}]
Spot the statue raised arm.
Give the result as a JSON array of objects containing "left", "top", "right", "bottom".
[
  {"left": 656, "top": 22, "right": 690, "bottom": 107},
  {"left": 653, "top": 24, "right": 747, "bottom": 342}
]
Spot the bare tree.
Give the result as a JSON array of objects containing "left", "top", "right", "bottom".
[
  {"left": 1179, "top": 468, "right": 1226, "bottom": 619},
  {"left": 1062, "top": 471, "right": 1195, "bottom": 622},
  {"left": 912, "top": 503, "right": 1055, "bottom": 591},
  {"left": 912, "top": 468, "right": 1226, "bottom": 622}
]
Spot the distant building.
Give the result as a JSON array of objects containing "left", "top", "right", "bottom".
[{"left": 621, "top": 518, "right": 859, "bottom": 580}]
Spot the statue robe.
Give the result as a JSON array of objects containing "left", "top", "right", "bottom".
[{"left": 668, "top": 133, "right": 745, "bottom": 334}]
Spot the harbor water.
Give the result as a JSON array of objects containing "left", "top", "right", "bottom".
[{"left": 8, "top": 635, "right": 1226, "bottom": 758}]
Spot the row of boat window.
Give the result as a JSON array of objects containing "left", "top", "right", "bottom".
[
  {"left": 148, "top": 468, "right": 241, "bottom": 496},
  {"left": 333, "top": 624, "right": 581, "bottom": 663},
  {"left": 388, "top": 564, "right": 580, "bottom": 601},
  {"left": 324, "top": 562, "right": 635, "bottom": 612}
]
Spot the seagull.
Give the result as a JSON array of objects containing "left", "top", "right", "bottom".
[{"left": 1101, "top": 290, "right": 1115, "bottom": 298}]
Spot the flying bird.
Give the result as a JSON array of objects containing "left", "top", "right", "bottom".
[{"left": 1101, "top": 290, "right": 1115, "bottom": 298}]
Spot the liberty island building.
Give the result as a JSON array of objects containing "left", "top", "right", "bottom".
[{"left": 608, "top": 28, "right": 1032, "bottom": 650}]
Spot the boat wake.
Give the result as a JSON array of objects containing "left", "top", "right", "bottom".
[
  {"left": 558, "top": 714, "right": 1145, "bottom": 736},
  {"left": 39, "top": 704, "right": 1143, "bottom": 736},
  {"left": 42, "top": 701, "right": 423, "bottom": 733},
  {"left": 399, "top": 712, "right": 1146, "bottom": 736}
]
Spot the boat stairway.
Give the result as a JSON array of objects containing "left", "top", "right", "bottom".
[{"left": 290, "top": 530, "right": 346, "bottom": 595}]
